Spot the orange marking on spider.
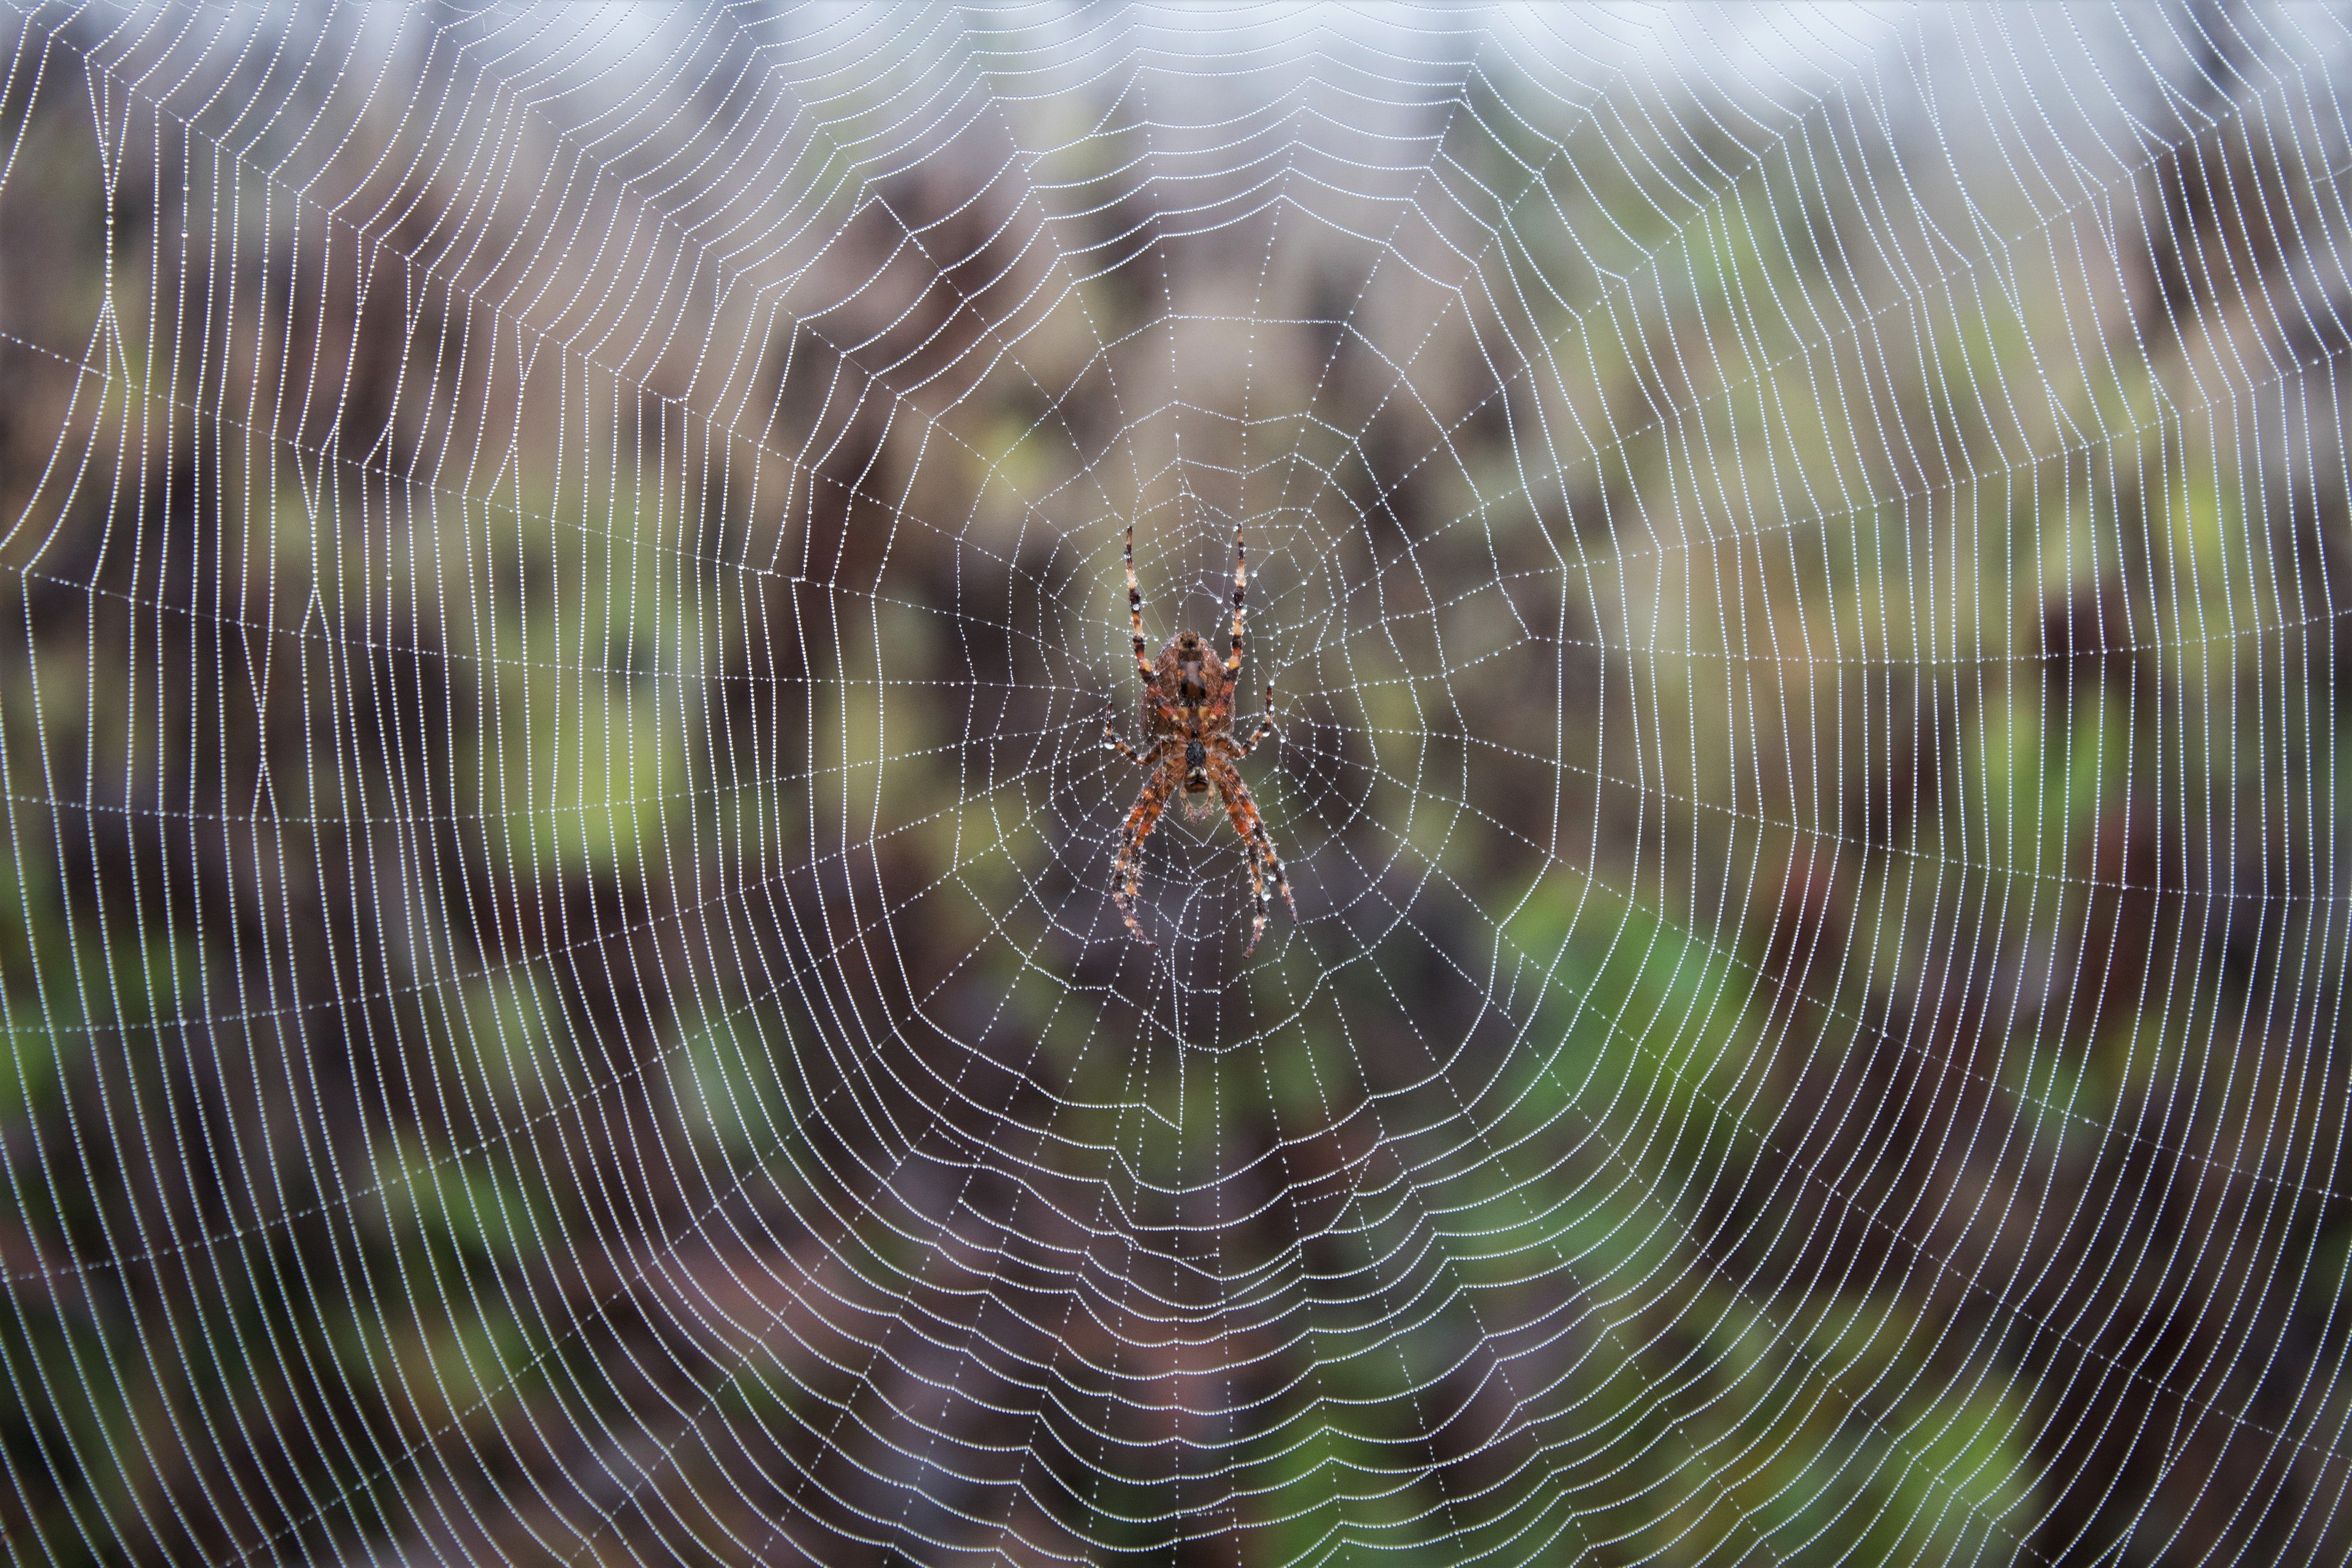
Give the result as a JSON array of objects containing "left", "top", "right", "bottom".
[{"left": 1106, "top": 523, "right": 1293, "bottom": 952}]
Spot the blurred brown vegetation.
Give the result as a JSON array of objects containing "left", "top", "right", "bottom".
[{"left": 0, "top": 4, "right": 2349, "bottom": 1564}]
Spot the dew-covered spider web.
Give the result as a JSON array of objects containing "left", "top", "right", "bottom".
[{"left": 3, "top": 2, "right": 2352, "bottom": 1563}]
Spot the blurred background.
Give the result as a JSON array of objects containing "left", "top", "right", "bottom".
[{"left": 0, "top": 2, "right": 2349, "bottom": 1562}]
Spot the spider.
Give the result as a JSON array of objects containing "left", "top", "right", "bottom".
[{"left": 1105, "top": 522, "right": 1296, "bottom": 953}]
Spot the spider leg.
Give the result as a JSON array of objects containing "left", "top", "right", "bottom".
[
  {"left": 1125, "top": 524, "right": 1153, "bottom": 683},
  {"left": 1209, "top": 756, "right": 1294, "bottom": 953},
  {"left": 1225, "top": 520, "right": 1249, "bottom": 673},
  {"left": 1230, "top": 679, "right": 1277, "bottom": 756},
  {"left": 1106, "top": 731, "right": 1170, "bottom": 768},
  {"left": 1111, "top": 757, "right": 1176, "bottom": 944}
]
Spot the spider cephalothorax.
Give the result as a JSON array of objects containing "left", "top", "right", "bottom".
[{"left": 1106, "top": 523, "right": 1295, "bottom": 952}]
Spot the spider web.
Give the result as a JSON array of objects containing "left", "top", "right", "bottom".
[{"left": 1, "top": 2, "right": 2349, "bottom": 1563}]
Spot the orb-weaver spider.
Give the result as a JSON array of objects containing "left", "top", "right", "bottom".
[{"left": 1105, "top": 523, "right": 1295, "bottom": 952}]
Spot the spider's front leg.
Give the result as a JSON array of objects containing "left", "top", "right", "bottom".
[
  {"left": 1225, "top": 520, "right": 1249, "bottom": 673},
  {"left": 1124, "top": 524, "right": 1154, "bottom": 685}
]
